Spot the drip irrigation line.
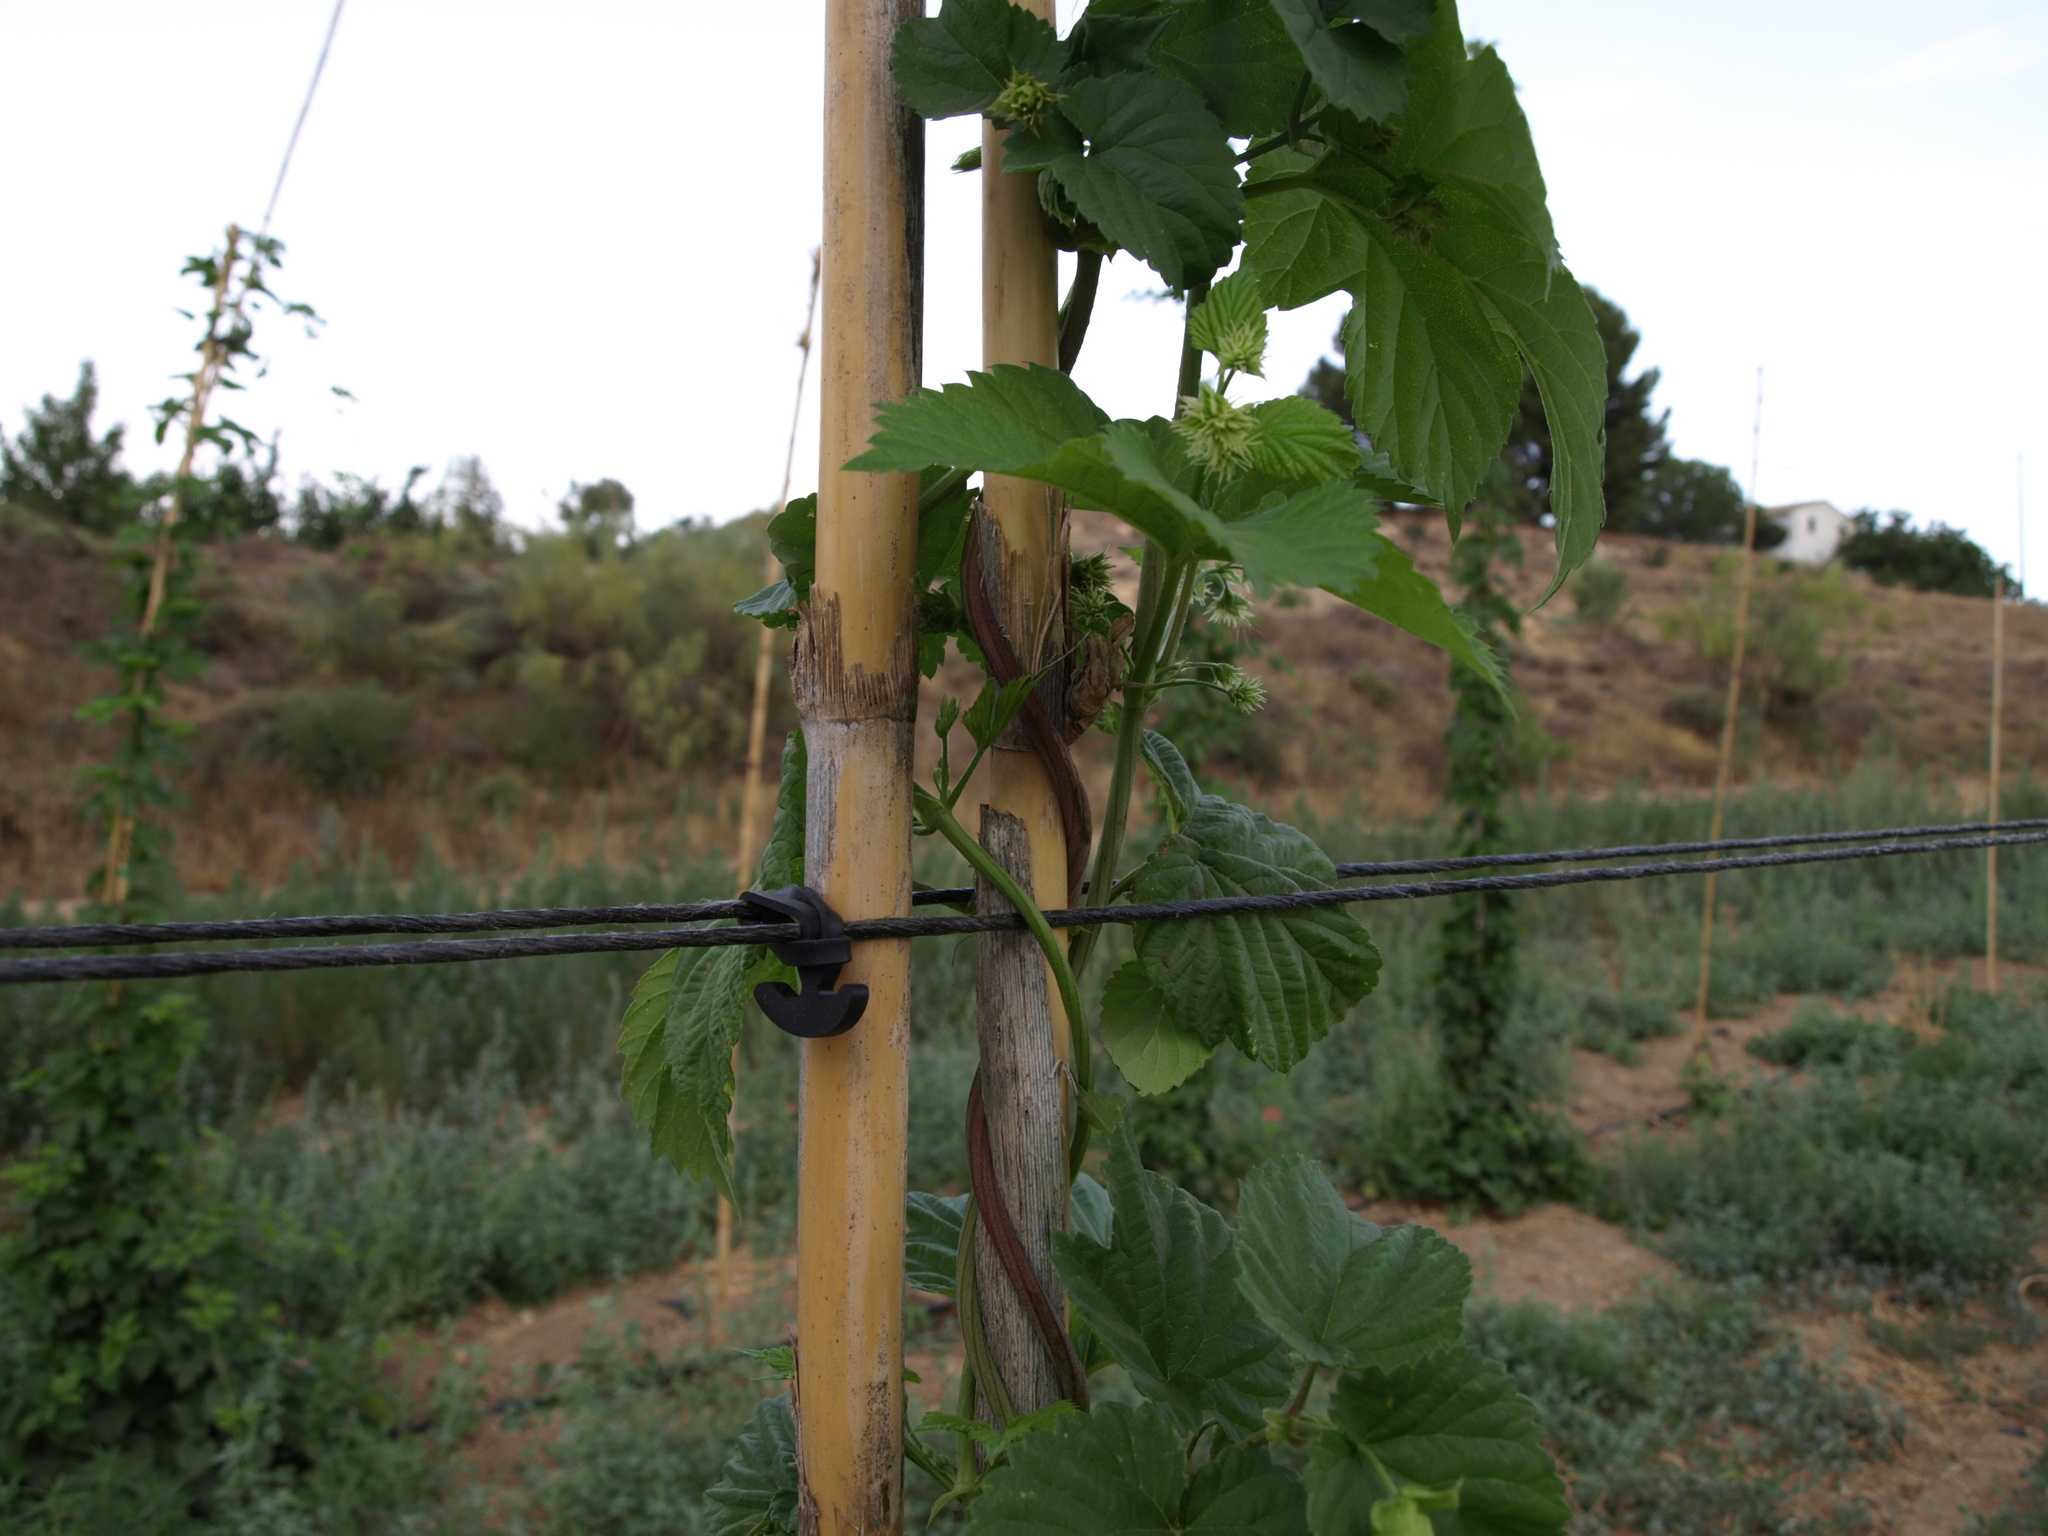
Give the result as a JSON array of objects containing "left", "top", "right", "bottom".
[
  {"left": 8, "top": 818, "right": 2039, "bottom": 954},
  {"left": 1, "top": 828, "right": 2040, "bottom": 986}
]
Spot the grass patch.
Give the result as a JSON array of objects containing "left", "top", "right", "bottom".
[
  {"left": 1746, "top": 1005, "right": 1918, "bottom": 1071},
  {"left": 1864, "top": 1308, "right": 2001, "bottom": 1363},
  {"left": 1468, "top": 1284, "right": 1904, "bottom": 1536},
  {"left": 1604, "top": 986, "right": 2048, "bottom": 1296}
]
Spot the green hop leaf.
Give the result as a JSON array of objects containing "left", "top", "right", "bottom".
[
  {"left": 1234, "top": 1156, "right": 1470, "bottom": 1371},
  {"left": 1005, "top": 71, "right": 1241, "bottom": 291},
  {"left": 966, "top": 1399, "right": 1307, "bottom": 1536},
  {"left": 757, "top": 730, "right": 806, "bottom": 892},
  {"left": 1243, "top": 395, "right": 1358, "bottom": 483},
  {"left": 1188, "top": 269, "right": 1269, "bottom": 377},
  {"left": 1268, "top": 0, "right": 1428, "bottom": 124},
  {"left": 1149, "top": 0, "right": 1302, "bottom": 137},
  {"left": 705, "top": 1395, "right": 801, "bottom": 1536},
  {"left": 892, "top": 0, "right": 1067, "bottom": 120},
  {"left": 907, "top": 1190, "right": 971, "bottom": 1296},
  {"left": 1071, "top": 1170, "right": 1114, "bottom": 1247},
  {"left": 1051, "top": 1126, "right": 1289, "bottom": 1433},
  {"left": 1130, "top": 798, "right": 1380, "bottom": 1072},
  {"left": 1307, "top": 1347, "right": 1570, "bottom": 1536},
  {"left": 1100, "top": 959, "right": 1215, "bottom": 1096},
  {"left": 620, "top": 947, "right": 738, "bottom": 1203}
]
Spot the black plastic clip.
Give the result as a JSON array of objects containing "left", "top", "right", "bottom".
[{"left": 739, "top": 885, "right": 869, "bottom": 1039}]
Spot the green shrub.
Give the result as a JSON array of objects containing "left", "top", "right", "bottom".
[
  {"left": 1346, "top": 662, "right": 1400, "bottom": 709},
  {"left": 472, "top": 691, "right": 611, "bottom": 783},
  {"left": 0, "top": 1453, "right": 200, "bottom": 1535},
  {"left": 267, "top": 684, "right": 414, "bottom": 795},
  {"left": 1468, "top": 1285, "right": 1902, "bottom": 1536},
  {"left": 1605, "top": 987, "right": 2048, "bottom": 1292},
  {"left": 1574, "top": 988, "right": 1683, "bottom": 1059},
  {"left": 1746, "top": 1006, "right": 1916, "bottom": 1070},
  {"left": 0, "top": 992, "right": 429, "bottom": 1525},
  {"left": 1662, "top": 684, "right": 1729, "bottom": 740},
  {"left": 1864, "top": 1308, "right": 1998, "bottom": 1363},
  {"left": 514, "top": 1322, "right": 775, "bottom": 1536},
  {"left": 1570, "top": 560, "right": 1629, "bottom": 626},
  {"left": 231, "top": 1067, "right": 715, "bottom": 1335},
  {"left": 0, "top": 992, "right": 293, "bottom": 1486},
  {"left": 1971, "top": 1444, "right": 2048, "bottom": 1535},
  {"left": 1667, "top": 560, "right": 1858, "bottom": 738}
]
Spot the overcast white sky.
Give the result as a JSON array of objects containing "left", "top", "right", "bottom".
[{"left": 1, "top": 1, "right": 2041, "bottom": 572}]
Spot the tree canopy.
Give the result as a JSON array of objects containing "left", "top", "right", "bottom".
[
  {"left": 0, "top": 362, "right": 137, "bottom": 533},
  {"left": 1840, "top": 510, "right": 2016, "bottom": 599}
]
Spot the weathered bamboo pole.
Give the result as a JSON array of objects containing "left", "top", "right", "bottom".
[
  {"left": 1694, "top": 370, "right": 1764, "bottom": 1045},
  {"left": 794, "top": 2, "right": 923, "bottom": 1530},
  {"left": 972, "top": 813, "right": 1067, "bottom": 1414},
  {"left": 971, "top": 0, "right": 1073, "bottom": 1417},
  {"left": 1986, "top": 570, "right": 2005, "bottom": 994}
]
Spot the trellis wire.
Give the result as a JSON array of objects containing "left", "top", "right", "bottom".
[
  {"left": 1, "top": 826, "right": 2039, "bottom": 986},
  {"left": 8, "top": 817, "right": 2041, "bottom": 954}
]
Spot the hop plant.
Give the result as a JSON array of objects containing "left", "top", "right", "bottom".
[
  {"left": 993, "top": 70, "right": 1061, "bottom": 127},
  {"left": 1206, "top": 320, "right": 1265, "bottom": 378},
  {"left": 1173, "top": 386, "right": 1260, "bottom": 477},
  {"left": 1219, "top": 664, "right": 1267, "bottom": 714},
  {"left": 1196, "top": 568, "right": 1256, "bottom": 629}
]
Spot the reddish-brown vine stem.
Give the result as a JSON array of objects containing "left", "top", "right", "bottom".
[
  {"left": 966, "top": 1073, "right": 1088, "bottom": 1411},
  {"left": 960, "top": 512, "right": 1090, "bottom": 905}
]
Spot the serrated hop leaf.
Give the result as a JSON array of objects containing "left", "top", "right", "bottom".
[
  {"left": 993, "top": 69, "right": 1062, "bottom": 127},
  {"left": 1173, "top": 385, "right": 1261, "bottom": 477}
]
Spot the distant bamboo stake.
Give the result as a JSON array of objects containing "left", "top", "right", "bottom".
[
  {"left": 1694, "top": 369, "right": 1765, "bottom": 1045},
  {"left": 1987, "top": 452, "right": 2022, "bottom": 995},
  {"left": 715, "top": 248, "right": 821, "bottom": 1340},
  {"left": 100, "top": 227, "right": 245, "bottom": 912},
  {"left": 1986, "top": 570, "right": 2004, "bottom": 994}
]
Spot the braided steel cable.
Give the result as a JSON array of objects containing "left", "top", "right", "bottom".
[{"left": 2, "top": 827, "right": 2040, "bottom": 986}]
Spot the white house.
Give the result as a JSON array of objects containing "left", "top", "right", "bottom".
[{"left": 1766, "top": 500, "right": 1853, "bottom": 565}]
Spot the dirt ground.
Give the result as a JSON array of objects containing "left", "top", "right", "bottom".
[{"left": 409, "top": 970, "right": 2048, "bottom": 1533}]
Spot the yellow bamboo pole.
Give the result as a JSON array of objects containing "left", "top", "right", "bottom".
[
  {"left": 1694, "top": 369, "right": 1764, "bottom": 1046},
  {"left": 795, "top": 1, "right": 922, "bottom": 1529},
  {"left": 100, "top": 226, "right": 244, "bottom": 911},
  {"left": 979, "top": 11, "right": 1070, "bottom": 1074},
  {"left": 1986, "top": 570, "right": 2004, "bottom": 994},
  {"left": 716, "top": 251, "right": 823, "bottom": 1340}
]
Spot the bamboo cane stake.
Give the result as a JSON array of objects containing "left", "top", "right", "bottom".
[
  {"left": 100, "top": 227, "right": 245, "bottom": 912},
  {"left": 795, "top": 2, "right": 923, "bottom": 1529},
  {"left": 971, "top": 0, "right": 1072, "bottom": 1418},
  {"left": 715, "top": 251, "right": 823, "bottom": 1340},
  {"left": 1694, "top": 369, "right": 1764, "bottom": 1045},
  {"left": 1986, "top": 569, "right": 2004, "bottom": 994}
]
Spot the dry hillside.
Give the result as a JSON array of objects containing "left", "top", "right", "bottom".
[{"left": 2, "top": 504, "right": 2041, "bottom": 900}]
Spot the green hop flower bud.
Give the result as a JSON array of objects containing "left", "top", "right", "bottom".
[
  {"left": 1220, "top": 666, "right": 1267, "bottom": 714},
  {"left": 993, "top": 71, "right": 1062, "bottom": 128},
  {"left": 1172, "top": 385, "right": 1261, "bottom": 477},
  {"left": 1209, "top": 320, "right": 1266, "bottom": 378}
]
